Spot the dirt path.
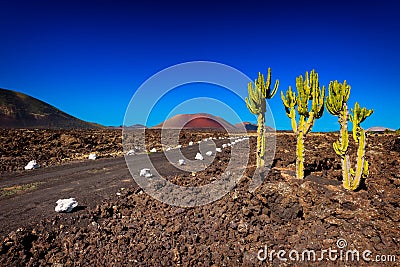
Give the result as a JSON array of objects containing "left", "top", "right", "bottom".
[{"left": 0, "top": 139, "right": 226, "bottom": 237}]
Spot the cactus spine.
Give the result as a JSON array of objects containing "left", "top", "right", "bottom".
[
  {"left": 281, "top": 70, "right": 325, "bottom": 179},
  {"left": 326, "top": 80, "right": 373, "bottom": 190},
  {"left": 245, "top": 68, "right": 279, "bottom": 168}
]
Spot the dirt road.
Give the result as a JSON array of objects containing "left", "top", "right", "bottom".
[{"left": 0, "top": 139, "right": 227, "bottom": 237}]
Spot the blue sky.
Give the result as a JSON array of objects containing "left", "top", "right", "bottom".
[{"left": 0, "top": 0, "right": 399, "bottom": 131}]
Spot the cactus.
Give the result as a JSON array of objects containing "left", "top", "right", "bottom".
[
  {"left": 245, "top": 68, "right": 279, "bottom": 168},
  {"left": 326, "top": 80, "right": 373, "bottom": 190},
  {"left": 281, "top": 70, "right": 325, "bottom": 179}
]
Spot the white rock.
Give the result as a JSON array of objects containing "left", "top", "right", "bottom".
[
  {"left": 55, "top": 198, "right": 78, "bottom": 213},
  {"left": 140, "top": 168, "right": 153, "bottom": 178},
  {"left": 177, "top": 145, "right": 182, "bottom": 149},
  {"left": 178, "top": 159, "right": 185, "bottom": 165},
  {"left": 195, "top": 153, "right": 204, "bottom": 160},
  {"left": 88, "top": 153, "right": 97, "bottom": 160},
  {"left": 150, "top": 148, "right": 157, "bottom": 153},
  {"left": 222, "top": 144, "right": 227, "bottom": 148},
  {"left": 126, "top": 149, "right": 135, "bottom": 156},
  {"left": 205, "top": 151, "right": 213, "bottom": 156},
  {"left": 216, "top": 148, "right": 222, "bottom": 153},
  {"left": 189, "top": 141, "right": 194, "bottom": 146},
  {"left": 24, "top": 160, "right": 39, "bottom": 170}
]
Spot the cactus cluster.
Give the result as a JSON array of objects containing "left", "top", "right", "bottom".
[
  {"left": 245, "top": 68, "right": 279, "bottom": 168},
  {"left": 326, "top": 80, "right": 373, "bottom": 190},
  {"left": 245, "top": 68, "right": 374, "bottom": 190},
  {"left": 281, "top": 70, "right": 325, "bottom": 179}
]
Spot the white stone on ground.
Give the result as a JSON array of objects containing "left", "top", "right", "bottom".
[
  {"left": 195, "top": 153, "right": 204, "bottom": 160},
  {"left": 216, "top": 148, "right": 222, "bottom": 153},
  {"left": 189, "top": 141, "right": 194, "bottom": 146},
  {"left": 55, "top": 198, "right": 78, "bottom": 213},
  {"left": 150, "top": 148, "right": 157, "bottom": 153},
  {"left": 140, "top": 168, "right": 153, "bottom": 178},
  {"left": 205, "top": 151, "right": 213, "bottom": 156},
  {"left": 178, "top": 159, "right": 185, "bottom": 165},
  {"left": 24, "top": 160, "right": 39, "bottom": 170},
  {"left": 88, "top": 153, "right": 97, "bottom": 160},
  {"left": 126, "top": 150, "right": 135, "bottom": 156}
]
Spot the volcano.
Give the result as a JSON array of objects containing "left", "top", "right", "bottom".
[
  {"left": 152, "top": 113, "right": 237, "bottom": 130},
  {"left": 0, "top": 88, "right": 103, "bottom": 129}
]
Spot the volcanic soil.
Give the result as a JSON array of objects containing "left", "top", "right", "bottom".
[{"left": 0, "top": 129, "right": 399, "bottom": 266}]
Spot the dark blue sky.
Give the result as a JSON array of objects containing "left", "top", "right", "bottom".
[{"left": 0, "top": 0, "right": 399, "bottom": 130}]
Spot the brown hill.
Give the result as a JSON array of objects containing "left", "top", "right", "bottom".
[
  {"left": 0, "top": 88, "right": 103, "bottom": 129},
  {"left": 152, "top": 113, "right": 237, "bottom": 130}
]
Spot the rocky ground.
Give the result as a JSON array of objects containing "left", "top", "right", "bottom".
[
  {"left": 0, "top": 129, "right": 228, "bottom": 174},
  {"left": 0, "top": 130, "right": 399, "bottom": 266}
]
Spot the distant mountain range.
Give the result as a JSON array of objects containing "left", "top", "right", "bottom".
[
  {"left": 3, "top": 88, "right": 391, "bottom": 132},
  {"left": 366, "top": 126, "right": 395, "bottom": 132},
  {"left": 0, "top": 88, "right": 103, "bottom": 129},
  {"left": 234, "top": 122, "right": 274, "bottom": 132}
]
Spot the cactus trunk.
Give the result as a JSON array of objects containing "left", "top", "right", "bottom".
[
  {"left": 296, "top": 127, "right": 305, "bottom": 179},
  {"left": 338, "top": 105, "right": 351, "bottom": 189},
  {"left": 256, "top": 113, "right": 265, "bottom": 168}
]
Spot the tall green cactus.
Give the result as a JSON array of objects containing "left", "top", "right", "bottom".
[
  {"left": 326, "top": 80, "right": 373, "bottom": 190},
  {"left": 246, "top": 68, "right": 279, "bottom": 168},
  {"left": 281, "top": 70, "right": 325, "bottom": 179}
]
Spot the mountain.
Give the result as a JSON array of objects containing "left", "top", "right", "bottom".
[
  {"left": 125, "top": 124, "right": 147, "bottom": 129},
  {"left": 366, "top": 126, "right": 395, "bottom": 132},
  {"left": 235, "top": 122, "right": 257, "bottom": 131},
  {"left": 152, "top": 113, "right": 237, "bottom": 130},
  {"left": 234, "top": 122, "right": 274, "bottom": 132},
  {"left": 0, "top": 88, "right": 103, "bottom": 129}
]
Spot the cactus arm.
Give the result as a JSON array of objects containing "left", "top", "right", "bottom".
[
  {"left": 281, "top": 86, "right": 297, "bottom": 115},
  {"left": 349, "top": 128, "right": 368, "bottom": 190},
  {"left": 245, "top": 82, "right": 262, "bottom": 114},
  {"left": 271, "top": 79, "right": 279, "bottom": 98},
  {"left": 305, "top": 111, "right": 315, "bottom": 134},
  {"left": 266, "top": 67, "right": 279, "bottom": 98},
  {"left": 350, "top": 102, "right": 374, "bottom": 142},
  {"left": 281, "top": 87, "right": 298, "bottom": 134},
  {"left": 290, "top": 108, "right": 297, "bottom": 134},
  {"left": 245, "top": 97, "right": 257, "bottom": 114}
]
